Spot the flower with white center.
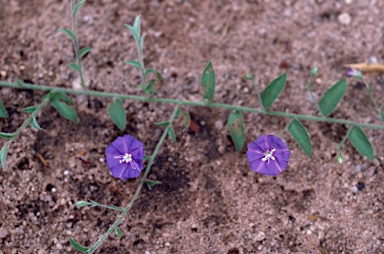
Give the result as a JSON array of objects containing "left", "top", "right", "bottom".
[
  {"left": 105, "top": 135, "right": 144, "bottom": 180},
  {"left": 246, "top": 135, "right": 290, "bottom": 176}
]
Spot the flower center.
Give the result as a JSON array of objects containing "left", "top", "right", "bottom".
[
  {"left": 262, "top": 148, "right": 276, "bottom": 164},
  {"left": 114, "top": 153, "right": 132, "bottom": 164}
]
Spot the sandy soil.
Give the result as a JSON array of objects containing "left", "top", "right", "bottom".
[{"left": 1, "top": 0, "right": 384, "bottom": 253}]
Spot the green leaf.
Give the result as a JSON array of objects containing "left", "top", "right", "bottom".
[
  {"left": 50, "top": 98, "right": 78, "bottom": 124},
  {"left": 145, "top": 69, "right": 156, "bottom": 77},
  {"left": 227, "top": 110, "right": 245, "bottom": 152},
  {"left": 107, "top": 98, "right": 126, "bottom": 132},
  {"left": 1, "top": 142, "right": 10, "bottom": 170},
  {"left": 261, "top": 73, "right": 287, "bottom": 110},
  {"left": 140, "top": 33, "right": 146, "bottom": 51},
  {"left": 30, "top": 116, "right": 43, "bottom": 130},
  {"left": 76, "top": 201, "right": 91, "bottom": 207},
  {"left": 52, "top": 92, "right": 74, "bottom": 104},
  {"left": 145, "top": 80, "right": 156, "bottom": 95},
  {"left": 145, "top": 179, "right": 162, "bottom": 190},
  {"left": 58, "top": 28, "right": 76, "bottom": 43},
  {"left": 288, "top": 119, "right": 312, "bottom": 157},
  {"left": 319, "top": 79, "right": 347, "bottom": 116},
  {"left": 68, "top": 238, "right": 90, "bottom": 252},
  {"left": 126, "top": 60, "right": 142, "bottom": 69},
  {"left": 0, "top": 100, "right": 8, "bottom": 118},
  {"left": 381, "top": 105, "right": 384, "bottom": 123},
  {"left": 72, "top": 0, "right": 85, "bottom": 17},
  {"left": 0, "top": 132, "right": 17, "bottom": 139},
  {"left": 154, "top": 121, "right": 169, "bottom": 127},
  {"left": 156, "top": 72, "right": 164, "bottom": 82},
  {"left": 22, "top": 106, "right": 37, "bottom": 113},
  {"left": 14, "top": 77, "right": 25, "bottom": 87},
  {"left": 115, "top": 227, "right": 123, "bottom": 238},
  {"left": 348, "top": 125, "right": 374, "bottom": 159},
  {"left": 200, "top": 61, "right": 216, "bottom": 101},
  {"left": 143, "top": 155, "right": 152, "bottom": 161},
  {"left": 133, "top": 15, "right": 141, "bottom": 39},
  {"left": 79, "top": 47, "right": 92, "bottom": 59},
  {"left": 167, "top": 127, "right": 176, "bottom": 142},
  {"left": 125, "top": 24, "right": 139, "bottom": 43},
  {"left": 107, "top": 204, "right": 124, "bottom": 212},
  {"left": 68, "top": 62, "right": 80, "bottom": 72},
  {"left": 177, "top": 107, "right": 191, "bottom": 130}
]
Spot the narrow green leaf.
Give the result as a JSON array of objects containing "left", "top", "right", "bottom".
[
  {"left": 381, "top": 105, "right": 384, "bottom": 123},
  {"left": 0, "top": 132, "right": 17, "bottom": 139},
  {"left": 68, "top": 238, "right": 90, "bottom": 252},
  {"left": 348, "top": 125, "right": 374, "bottom": 159},
  {"left": 124, "top": 24, "right": 139, "bottom": 43},
  {"left": 133, "top": 15, "right": 141, "bottom": 38},
  {"left": 145, "top": 179, "right": 162, "bottom": 190},
  {"left": 22, "top": 106, "right": 37, "bottom": 113},
  {"left": 30, "top": 116, "right": 43, "bottom": 130},
  {"left": 50, "top": 98, "right": 78, "bottom": 124},
  {"left": 76, "top": 201, "right": 91, "bottom": 207},
  {"left": 156, "top": 72, "right": 164, "bottom": 82},
  {"left": 177, "top": 107, "right": 191, "bottom": 130},
  {"left": 319, "top": 79, "right": 347, "bottom": 116},
  {"left": 288, "top": 119, "right": 312, "bottom": 157},
  {"left": 143, "top": 155, "right": 152, "bottom": 161},
  {"left": 145, "top": 69, "right": 156, "bottom": 77},
  {"left": 227, "top": 110, "right": 245, "bottom": 152},
  {"left": 79, "top": 47, "right": 92, "bottom": 59},
  {"left": 1, "top": 143, "right": 10, "bottom": 170},
  {"left": 14, "top": 77, "right": 24, "bottom": 87},
  {"left": 154, "top": 121, "right": 169, "bottom": 127},
  {"left": 140, "top": 34, "right": 146, "bottom": 52},
  {"left": 107, "top": 98, "right": 126, "bottom": 132},
  {"left": 107, "top": 204, "right": 124, "bottom": 212},
  {"left": 58, "top": 28, "right": 76, "bottom": 43},
  {"left": 72, "top": 0, "right": 85, "bottom": 17},
  {"left": 115, "top": 227, "right": 123, "bottom": 238},
  {"left": 167, "top": 127, "right": 176, "bottom": 142},
  {"left": 68, "top": 62, "right": 80, "bottom": 72},
  {"left": 261, "top": 73, "right": 287, "bottom": 110},
  {"left": 0, "top": 100, "right": 8, "bottom": 118},
  {"left": 126, "top": 60, "right": 142, "bottom": 69},
  {"left": 51, "top": 92, "right": 73, "bottom": 105},
  {"left": 145, "top": 80, "right": 156, "bottom": 95},
  {"left": 201, "top": 61, "right": 216, "bottom": 101}
]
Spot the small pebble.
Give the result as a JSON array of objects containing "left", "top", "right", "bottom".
[
  {"left": 354, "top": 164, "right": 361, "bottom": 172},
  {"left": 0, "top": 228, "right": 8, "bottom": 238},
  {"left": 357, "top": 182, "right": 365, "bottom": 191},
  {"left": 338, "top": 12, "right": 351, "bottom": 25},
  {"left": 165, "top": 242, "right": 170, "bottom": 247},
  {"left": 255, "top": 231, "right": 266, "bottom": 241},
  {"left": 351, "top": 186, "right": 358, "bottom": 193}
]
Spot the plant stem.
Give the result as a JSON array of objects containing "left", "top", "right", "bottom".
[
  {"left": 87, "top": 106, "right": 179, "bottom": 253},
  {"left": 250, "top": 73, "right": 264, "bottom": 110},
  {"left": 306, "top": 72, "right": 323, "bottom": 116},
  {"left": 71, "top": 0, "right": 85, "bottom": 88},
  {"left": 362, "top": 77, "right": 382, "bottom": 124},
  {"left": 1, "top": 81, "right": 383, "bottom": 130}
]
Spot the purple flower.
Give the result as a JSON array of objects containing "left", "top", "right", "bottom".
[
  {"left": 105, "top": 135, "right": 144, "bottom": 180},
  {"left": 346, "top": 68, "right": 363, "bottom": 79},
  {"left": 246, "top": 135, "right": 290, "bottom": 176}
]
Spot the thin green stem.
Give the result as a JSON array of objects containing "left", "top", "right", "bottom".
[
  {"left": 250, "top": 73, "right": 264, "bottom": 110},
  {"left": 71, "top": 0, "right": 85, "bottom": 88},
  {"left": 1, "top": 81, "right": 383, "bottom": 130},
  {"left": 279, "top": 118, "right": 293, "bottom": 137},
  {"left": 136, "top": 36, "right": 148, "bottom": 87},
  {"left": 87, "top": 106, "right": 179, "bottom": 253},
  {"left": 362, "top": 77, "right": 382, "bottom": 124},
  {"left": 306, "top": 72, "right": 323, "bottom": 116}
]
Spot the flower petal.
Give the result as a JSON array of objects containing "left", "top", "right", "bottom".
[
  {"left": 110, "top": 136, "right": 128, "bottom": 154},
  {"left": 246, "top": 150, "right": 264, "bottom": 164},
  {"left": 247, "top": 135, "right": 266, "bottom": 152},
  {"left": 121, "top": 164, "right": 141, "bottom": 179},
  {"left": 109, "top": 164, "right": 129, "bottom": 180},
  {"left": 266, "top": 135, "right": 288, "bottom": 149}
]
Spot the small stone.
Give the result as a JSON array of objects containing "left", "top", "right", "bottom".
[
  {"left": 255, "top": 231, "right": 266, "bottom": 241},
  {"left": 0, "top": 228, "right": 8, "bottom": 238},
  {"left": 338, "top": 12, "right": 351, "bottom": 25},
  {"left": 354, "top": 164, "right": 361, "bottom": 172},
  {"left": 56, "top": 243, "right": 63, "bottom": 250},
  {"left": 165, "top": 242, "right": 170, "bottom": 247},
  {"left": 351, "top": 186, "right": 358, "bottom": 193},
  {"left": 38, "top": 250, "right": 45, "bottom": 254}
]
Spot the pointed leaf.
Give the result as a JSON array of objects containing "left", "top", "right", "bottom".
[
  {"left": 133, "top": 15, "right": 141, "bottom": 38},
  {"left": 68, "top": 238, "right": 90, "bottom": 252},
  {"left": 126, "top": 60, "right": 142, "bottom": 69},
  {"left": 288, "top": 119, "right": 312, "bottom": 157},
  {"left": 381, "top": 105, "right": 384, "bottom": 123},
  {"left": 145, "top": 179, "right": 162, "bottom": 190},
  {"left": 145, "top": 80, "right": 156, "bottom": 95},
  {"left": 107, "top": 98, "right": 126, "bottom": 132},
  {"left": 52, "top": 92, "right": 74, "bottom": 104},
  {"left": 79, "top": 47, "right": 92, "bottom": 59},
  {"left": 145, "top": 69, "right": 156, "bottom": 77},
  {"left": 115, "top": 227, "right": 123, "bottom": 238},
  {"left": 348, "top": 125, "right": 374, "bottom": 159},
  {"left": 68, "top": 62, "right": 80, "bottom": 72},
  {"left": 140, "top": 33, "right": 146, "bottom": 51},
  {"left": 107, "top": 204, "right": 124, "bottom": 212},
  {"left": 22, "top": 106, "right": 37, "bottom": 113},
  {"left": 167, "top": 127, "right": 176, "bottom": 142},
  {"left": 261, "top": 73, "right": 287, "bottom": 110},
  {"left": 154, "top": 121, "right": 169, "bottom": 127},
  {"left": 319, "top": 79, "right": 347, "bottom": 116},
  {"left": 0, "top": 132, "right": 17, "bottom": 139},
  {"left": 30, "top": 116, "right": 43, "bottom": 130},
  {"left": 201, "top": 61, "right": 216, "bottom": 101},
  {"left": 0, "top": 100, "right": 8, "bottom": 118},
  {"left": 1, "top": 143, "right": 10, "bottom": 170},
  {"left": 177, "top": 107, "right": 191, "bottom": 130},
  {"left": 50, "top": 98, "right": 78, "bottom": 124},
  {"left": 143, "top": 155, "right": 152, "bottom": 161},
  {"left": 14, "top": 77, "right": 25, "bottom": 87},
  {"left": 227, "top": 110, "right": 245, "bottom": 152},
  {"left": 76, "top": 201, "right": 91, "bottom": 207},
  {"left": 72, "top": 0, "right": 85, "bottom": 17},
  {"left": 58, "top": 28, "right": 76, "bottom": 43}
]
